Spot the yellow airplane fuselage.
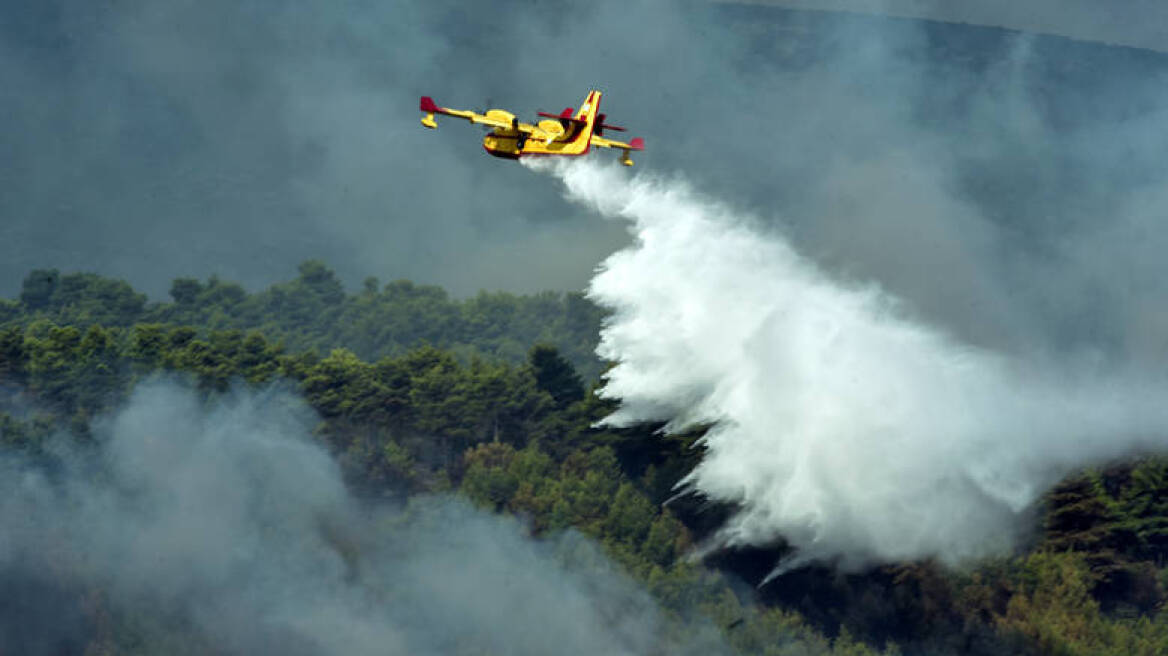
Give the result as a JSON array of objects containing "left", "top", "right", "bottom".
[
  {"left": 419, "top": 89, "right": 641, "bottom": 165},
  {"left": 482, "top": 91, "right": 600, "bottom": 159}
]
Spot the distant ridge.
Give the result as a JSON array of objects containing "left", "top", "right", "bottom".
[{"left": 714, "top": 0, "right": 1168, "bottom": 53}]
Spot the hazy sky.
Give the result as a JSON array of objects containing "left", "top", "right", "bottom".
[
  {"left": 4, "top": 0, "right": 1168, "bottom": 368},
  {"left": 0, "top": 1, "right": 633, "bottom": 298},
  {"left": 730, "top": 1, "right": 1168, "bottom": 52}
]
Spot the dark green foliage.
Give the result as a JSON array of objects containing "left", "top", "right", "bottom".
[
  {"left": 296, "top": 259, "right": 345, "bottom": 305},
  {"left": 6, "top": 265, "right": 1168, "bottom": 655},
  {"left": 19, "top": 269, "right": 59, "bottom": 309},
  {"left": 23, "top": 322, "right": 128, "bottom": 415},
  {"left": 5, "top": 263, "right": 607, "bottom": 381},
  {"left": 529, "top": 343, "right": 584, "bottom": 409},
  {"left": 20, "top": 270, "right": 145, "bottom": 326},
  {"left": 1120, "top": 459, "right": 1168, "bottom": 563},
  {"left": 169, "top": 278, "right": 202, "bottom": 305},
  {"left": 1044, "top": 471, "right": 1129, "bottom": 556},
  {"left": 0, "top": 412, "right": 54, "bottom": 450},
  {"left": 460, "top": 441, "right": 690, "bottom": 575},
  {"left": 0, "top": 299, "right": 19, "bottom": 324},
  {"left": 0, "top": 325, "right": 28, "bottom": 385},
  {"left": 54, "top": 274, "right": 147, "bottom": 324}
]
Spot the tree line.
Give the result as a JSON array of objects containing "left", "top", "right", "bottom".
[{"left": 3, "top": 260, "right": 607, "bottom": 381}]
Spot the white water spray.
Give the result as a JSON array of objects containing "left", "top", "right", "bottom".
[{"left": 529, "top": 158, "right": 1168, "bottom": 573}]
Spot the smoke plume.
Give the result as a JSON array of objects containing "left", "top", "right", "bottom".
[
  {"left": 0, "top": 380, "right": 728, "bottom": 654},
  {"left": 531, "top": 158, "right": 1168, "bottom": 574}
]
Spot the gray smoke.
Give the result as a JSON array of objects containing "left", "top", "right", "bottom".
[
  {"left": 0, "top": 380, "right": 730, "bottom": 654},
  {"left": 732, "top": 1, "right": 1168, "bottom": 52},
  {"left": 5, "top": 0, "right": 1168, "bottom": 349},
  {"left": 0, "top": 1, "right": 629, "bottom": 298}
]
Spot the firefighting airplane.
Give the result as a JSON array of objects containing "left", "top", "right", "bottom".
[{"left": 419, "top": 90, "right": 645, "bottom": 166}]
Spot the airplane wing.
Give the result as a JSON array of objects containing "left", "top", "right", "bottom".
[
  {"left": 590, "top": 135, "right": 643, "bottom": 150},
  {"left": 537, "top": 108, "right": 588, "bottom": 127},
  {"left": 420, "top": 96, "right": 540, "bottom": 134},
  {"left": 590, "top": 135, "right": 645, "bottom": 166}
]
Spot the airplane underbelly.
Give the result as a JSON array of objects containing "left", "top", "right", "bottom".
[
  {"left": 482, "top": 134, "right": 521, "bottom": 158},
  {"left": 482, "top": 132, "right": 590, "bottom": 159},
  {"left": 525, "top": 140, "right": 588, "bottom": 156}
]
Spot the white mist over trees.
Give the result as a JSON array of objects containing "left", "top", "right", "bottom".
[
  {"left": 0, "top": 381, "right": 729, "bottom": 655},
  {"left": 533, "top": 158, "right": 1168, "bottom": 573}
]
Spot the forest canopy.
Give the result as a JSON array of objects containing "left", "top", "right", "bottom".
[{"left": 2, "top": 262, "right": 1168, "bottom": 655}]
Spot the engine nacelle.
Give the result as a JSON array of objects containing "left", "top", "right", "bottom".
[{"left": 484, "top": 109, "right": 516, "bottom": 124}]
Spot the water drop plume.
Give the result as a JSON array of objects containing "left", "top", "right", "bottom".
[{"left": 528, "top": 157, "right": 1168, "bottom": 574}]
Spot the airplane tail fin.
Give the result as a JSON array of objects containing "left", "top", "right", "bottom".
[
  {"left": 420, "top": 96, "right": 441, "bottom": 128},
  {"left": 575, "top": 90, "right": 602, "bottom": 123},
  {"left": 619, "top": 138, "right": 644, "bottom": 167}
]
